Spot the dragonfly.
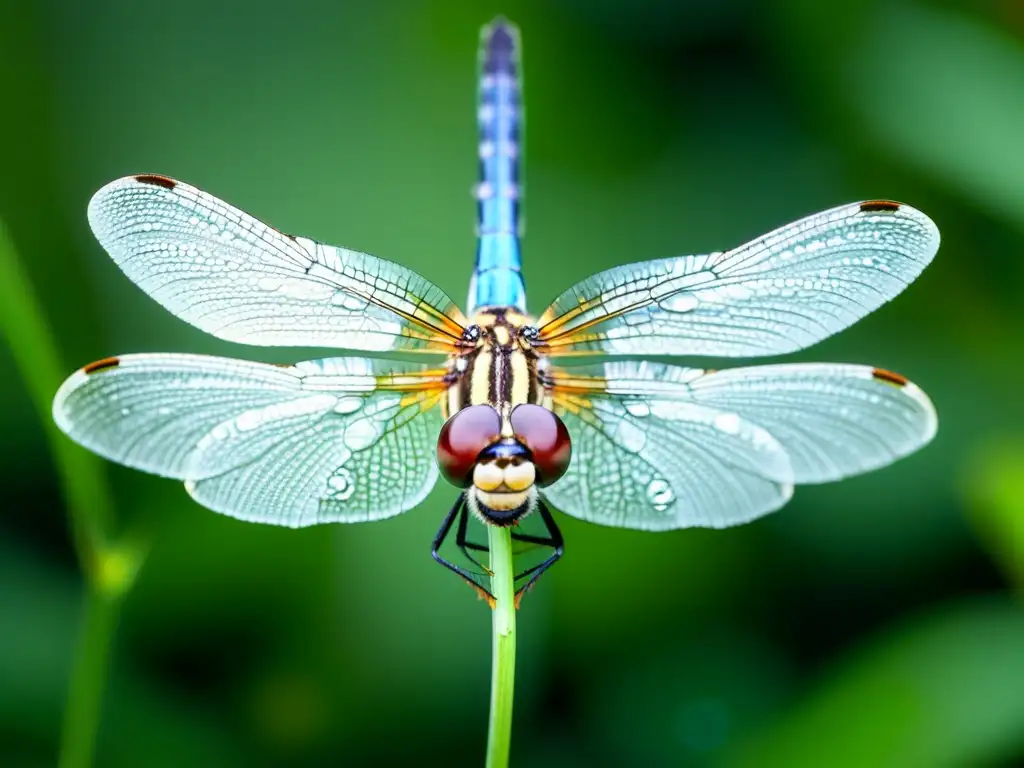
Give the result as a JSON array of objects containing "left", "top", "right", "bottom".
[{"left": 53, "top": 19, "right": 939, "bottom": 606}]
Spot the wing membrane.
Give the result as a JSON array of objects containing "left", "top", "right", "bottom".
[
  {"left": 544, "top": 389, "right": 794, "bottom": 531},
  {"left": 546, "top": 361, "right": 936, "bottom": 528},
  {"left": 53, "top": 354, "right": 447, "bottom": 526},
  {"left": 88, "top": 176, "right": 468, "bottom": 353},
  {"left": 537, "top": 202, "right": 938, "bottom": 357}
]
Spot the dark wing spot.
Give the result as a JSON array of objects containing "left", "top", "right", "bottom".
[
  {"left": 269, "top": 225, "right": 298, "bottom": 242},
  {"left": 134, "top": 174, "right": 176, "bottom": 190},
  {"left": 872, "top": 367, "right": 908, "bottom": 387},
  {"left": 83, "top": 357, "right": 121, "bottom": 375},
  {"left": 859, "top": 200, "right": 901, "bottom": 213}
]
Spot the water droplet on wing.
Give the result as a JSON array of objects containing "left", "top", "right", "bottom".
[
  {"left": 326, "top": 467, "right": 355, "bottom": 501},
  {"left": 646, "top": 478, "right": 674, "bottom": 511},
  {"left": 344, "top": 418, "right": 380, "bottom": 451},
  {"left": 334, "top": 396, "right": 363, "bottom": 414},
  {"left": 616, "top": 420, "right": 647, "bottom": 452},
  {"left": 658, "top": 293, "right": 699, "bottom": 313},
  {"left": 332, "top": 292, "right": 367, "bottom": 311},
  {"left": 713, "top": 412, "right": 741, "bottom": 435},
  {"left": 625, "top": 401, "right": 650, "bottom": 418}
]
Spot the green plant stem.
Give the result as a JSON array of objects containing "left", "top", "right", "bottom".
[
  {"left": 59, "top": 588, "right": 121, "bottom": 768},
  {"left": 0, "top": 221, "right": 114, "bottom": 566},
  {"left": 0, "top": 220, "right": 138, "bottom": 768},
  {"left": 485, "top": 526, "right": 517, "bottom": 768}
]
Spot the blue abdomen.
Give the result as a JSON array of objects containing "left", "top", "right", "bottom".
[{"left": 468, "top": 19, "right": 527, "bottom": 314}]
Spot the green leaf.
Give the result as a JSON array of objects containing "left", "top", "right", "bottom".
[
  {"left": 0, "top": 218, "right": 115, "bottom": 570},
  {"left": 843, "top": 6, "right": 1024, "bottom": 230},
  {"left": 721, "top": 598, "right": 1024, "bottom": 768},
  {"left": 963, "top": 438, "right": 1024, "bottom": 589}
]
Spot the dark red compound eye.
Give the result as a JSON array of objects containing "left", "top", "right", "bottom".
[
  {"left": 510, "top": 404, "right": 572, "bottom": 486},
  {"left": 437, "top": 405, "right": 503, "bottom": 487}
]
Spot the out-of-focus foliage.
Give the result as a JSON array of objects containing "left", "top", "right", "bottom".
[
  {"left": 722, "top": 598, "right": 1024, "bottom": 768},
  {"left": 1, "top": 0, "right": 1022, "bottom": 766},
  {"left": 964, "top": 439, "right": 1024, "bottom": 590}
]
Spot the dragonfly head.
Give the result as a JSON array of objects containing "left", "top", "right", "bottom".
[
  {"left": 468, "top": 439, "right": 538, "bottom": 525},
  {"left": 437, "top": 404, "right": 572, "bottom": 526}
]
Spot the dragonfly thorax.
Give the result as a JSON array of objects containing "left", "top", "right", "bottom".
[{"left": 444, "top": 307, "right": 547, "bottom": 419}]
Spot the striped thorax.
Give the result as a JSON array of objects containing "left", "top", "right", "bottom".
[{"left": 444, "top": 309, "right": 546, "bottom": 418}]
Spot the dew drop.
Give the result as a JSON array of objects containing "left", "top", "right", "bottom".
[
  {"left": 344, "top": 418, "right": 380, "bottom": 451},
  {"left": 236, "top": 410, "right": 265, "bottom": 431},
  {"left": 625, "top": 401, "right": 650, "bottom": 418},
  {"left": 334, "top": 396, "right": 363, "bottom": 414},
  {"left": 646, "top": 478, "right": 674, "bottom": 510},
  {"left": 713, "top": 412, "right": 741, "bottom": 435},
  {"left": 616, "top": 420, "right": 647, "bottom": 453},
  {"left": 658, "top": 293, "right": 700, "bottom": 314},
  {"left": 332, "top": 292, "right": 367, "bottom": 311},
  {"left": 714, "top": 283, "right": 755, "bottom": 302},
  {"left": 326, "top": 467, "right": 355, "bottom": 501}
]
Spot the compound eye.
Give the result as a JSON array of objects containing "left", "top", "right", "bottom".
[
  {"left": 509, "top": 404, "right": 572, "bottom": 486},
  {"left": 437, "top": 405, "right": 502, "bottom": 487}
]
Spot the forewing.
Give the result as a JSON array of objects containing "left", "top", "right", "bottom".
[
  {"left": 88, "top": 175, "right": 468, "bottom": 353},
  {"left": 548, "top": 360, "right": 936, "bottom": 487},
  {"left": 53, "top": 354, "right": 447, "bottom": 526},
  {"left": 544, "top": 389, "right": 794, "bottom": 531},
  {"left": 536, "top": 202, "right": 938, "bottom": 357}
]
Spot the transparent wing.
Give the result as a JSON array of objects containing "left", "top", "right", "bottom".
[
  {"left": 54, "top": 354, "right": 306, "bottom": 478},
  {"left": 544, "top": 389, "right": 794, "bottom": 531},
  {"left": 536, "top": 201, "right": 939, "bottom": 357},
  {"left": 547, "top": 360, "right": 936, "bottom": 502},
  {"left": 88, "top": 175, "right": 468, "bottom": 353},
  {"left": 53, "top": 354, "right": 448, "bottom": 526}
]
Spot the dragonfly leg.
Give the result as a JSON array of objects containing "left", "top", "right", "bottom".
[
  {"left": 509, "top": 530, "right": 556, "bottom": 547},
  {"left": 455, "top": 508, "right": 493, "bottom": 576},
  {"left": 432, "top": 494, "right": 496, "bottom": 608},
  {"left": 512, "top": 500, "right": 564, "bottom": 609}
]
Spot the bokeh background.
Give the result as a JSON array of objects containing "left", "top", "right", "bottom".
[{"left": 2, "top": 1, "right": 1023, "bottom": 766}]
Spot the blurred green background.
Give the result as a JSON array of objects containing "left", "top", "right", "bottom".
[{"left": 2, "top": 0, "right": 1023, "bottom": 766}]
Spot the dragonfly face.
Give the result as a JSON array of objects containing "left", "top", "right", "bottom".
[
  {"left": 52, "top": 19, "right": 940, "bottom": 607},
  {"left": 437, "top": 401, "right": 571, "bottom": 526}
]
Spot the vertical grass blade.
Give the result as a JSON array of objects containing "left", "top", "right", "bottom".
[
  {"left": 0, "top": 219, "right": 138, "bottom": 768},
  {"left": 0, "top": 219, "right": 113, "bottom": 567}
]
